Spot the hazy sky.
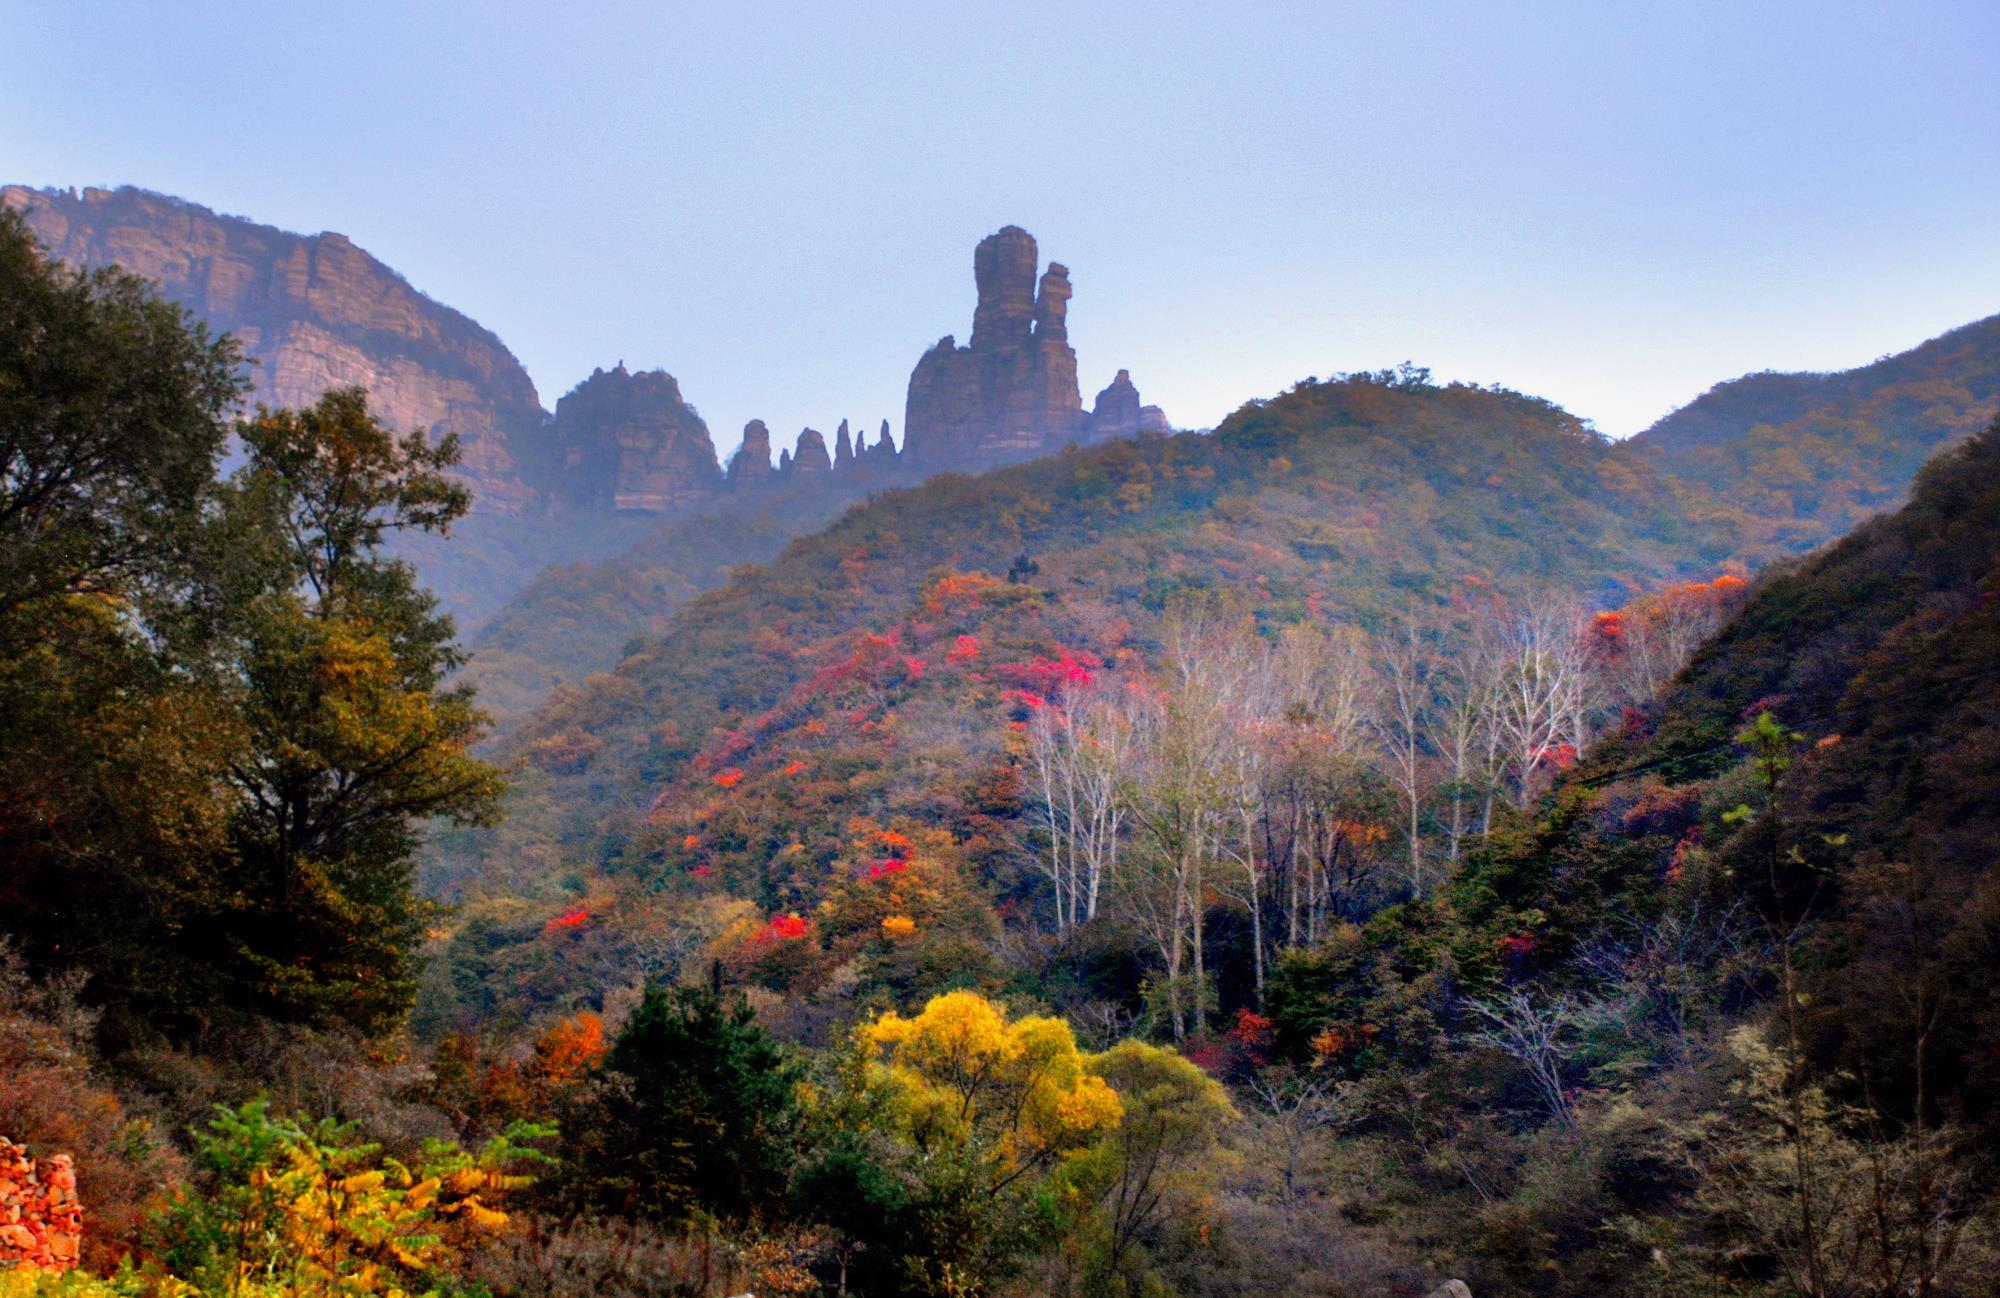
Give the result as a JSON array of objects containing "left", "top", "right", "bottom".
[{"left": 6, "top": 2, "right": 1998, "bottom": 455}]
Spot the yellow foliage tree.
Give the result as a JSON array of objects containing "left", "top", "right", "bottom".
[{"left": 866, "top": 991, "right": 1122, "bottom": 1181}]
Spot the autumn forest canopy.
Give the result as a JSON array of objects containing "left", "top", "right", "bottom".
[{"left": 3, "top": 191, "right": 2000, "bottom": 1298}]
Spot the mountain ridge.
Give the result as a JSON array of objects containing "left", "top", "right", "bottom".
[
  {"left": 1623, "top": 309, "right": 2000, "bottom": 546},
  {"left": 3, "top": 183, "right": 556, "bottom": 514}
]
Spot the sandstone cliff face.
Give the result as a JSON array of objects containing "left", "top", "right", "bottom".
[
  {"left": 903, "top": 226, "right": 1161, "bottom": 467},
  {"left": 551, "top": 364, "right": 722, "bottom": 511},
  {"left": 2, "top": 185, "right": 552, "bottom": 514}
]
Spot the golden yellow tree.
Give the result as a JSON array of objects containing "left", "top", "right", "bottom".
[{"left": 866, "top": 991, "right": 1122, "bottom": 1183}]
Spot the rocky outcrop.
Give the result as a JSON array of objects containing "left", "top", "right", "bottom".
[
  {"left": 903, "top": 226, "right": 1162, "bottom": 467},
  {"left": 6, "top": 187, "right": 1161, "bottom": 523},
  {"left": 1087, "top": 369, "right": 1142, "bottom": 441},
  {"left": 2, "top": 184, "right": 552, "bottom": 515},
  {"left": 970, "top": 225, "right": 1040, "bottom": 352},
  {"left": 551, "top": 365, "right": 721, "bottom": 511},
  {"left": 1083, "top": 369, "right": 1174, "bottom": 442},
  {"left": 790, "top": 427, "right": 833, "bottom": 474},
  {"left": 1033, "top": 263, "right": 1071, "bottom": 340},
  {"left": 859, "top": 419, "right": 899, "bottom": 468},
  {"left": 728, "top": 420, "right": 775, "bottom": 481}
]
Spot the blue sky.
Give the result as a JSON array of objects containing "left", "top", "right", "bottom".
[{"left": 5, "top": 1, "right": 1998, "bottom": 455}]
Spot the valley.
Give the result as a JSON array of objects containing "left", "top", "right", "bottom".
[{"left": 3, "top": 168, "right": 1997, "bottom": 1298}]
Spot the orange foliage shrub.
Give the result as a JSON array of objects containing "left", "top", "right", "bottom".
[
  {"left": 431, "top": 1012, "right": 608, "bottom": 1130},
  {"left": 996, "top": 648, "right": 1100, "bottom": 696},
  {"left": 711, "top": 910, "right": 823, "bottom": 992},
  {"left": 524, "top": 728, "right": 604, "bottom": 774},
  {"left": 921, "top": 570, "right": 1009, "bottom": 615},
  {"left": 542, "top": 906, "right": 591, "bottom": 936},
  {"left": 532, "top": 1012, "right": 607, "bottom": 1088},
  {"left": 761, "top": 914, "right": 810, "bottom": 942}
]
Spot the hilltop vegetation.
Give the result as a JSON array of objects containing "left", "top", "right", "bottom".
[
  {"left": 1628, "top": 311, "right": 2000, "bottom": 548},
  {"left": 410, "top": 403, "right": 2000, "bottom": 1297}
]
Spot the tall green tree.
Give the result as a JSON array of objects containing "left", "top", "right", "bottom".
[
  {"left": 0, "top": 207, "right": 245, "bottom": 1033},
  {"left": 209, "top": 389, "right": 503, "bottom": 1031},
  {"left": 584, "top": 982, "right": 799, "bottom": 1223},
  {"left": 2, "top": 202, "right": 499, "bottom": 1039},
  {"left": 0, "top": 207, "right": 241, "bottom": 637}
]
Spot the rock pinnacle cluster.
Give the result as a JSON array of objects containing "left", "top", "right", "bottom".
[
  {"left": 3, "top": 190, "right": 1166, "bottom": 516},
  {"left": 903, "top": 226, "right": 1164, "bottom": 469}
]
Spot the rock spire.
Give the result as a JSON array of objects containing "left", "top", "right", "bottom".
[
  {"left": 728, "top": 419, "right": 775, "bottom": 480},
  {"left": 902, "top": 226, "right": 1165, "bottom": 468}
]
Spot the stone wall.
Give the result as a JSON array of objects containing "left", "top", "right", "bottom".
[{"left": 0, "top": 1138, "right": 82, "bottom": 1275}]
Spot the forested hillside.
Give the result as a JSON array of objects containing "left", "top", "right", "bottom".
[
  {"left": 460, "top": 493, "right": 865, "bottom": 726},
  {"left": 1327, "top": 419, "right": 2000, "bottom": 1295},
  {"left": 1604, "top": 420, "right": 2000, "bottom": 1133},
  {"left": 451, "top": 307, "right": 2000, "bottom": 755},
  {"left": 425, "top": 369, "right": 1737, "bottom": 906},
  {"left": 1626, "top": 311, "right": 2000, "bottom": 548},
  {"left": 412, "top": 401, "right": 2000, "bottom": 1297}
]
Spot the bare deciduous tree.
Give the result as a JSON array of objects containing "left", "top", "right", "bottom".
[
  {"left": 1464, "top": 988, "right": 1582, "bottom": 1128},
  {"left": 1027, "top": 689, "right": 1128, "bottom": 931}
]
